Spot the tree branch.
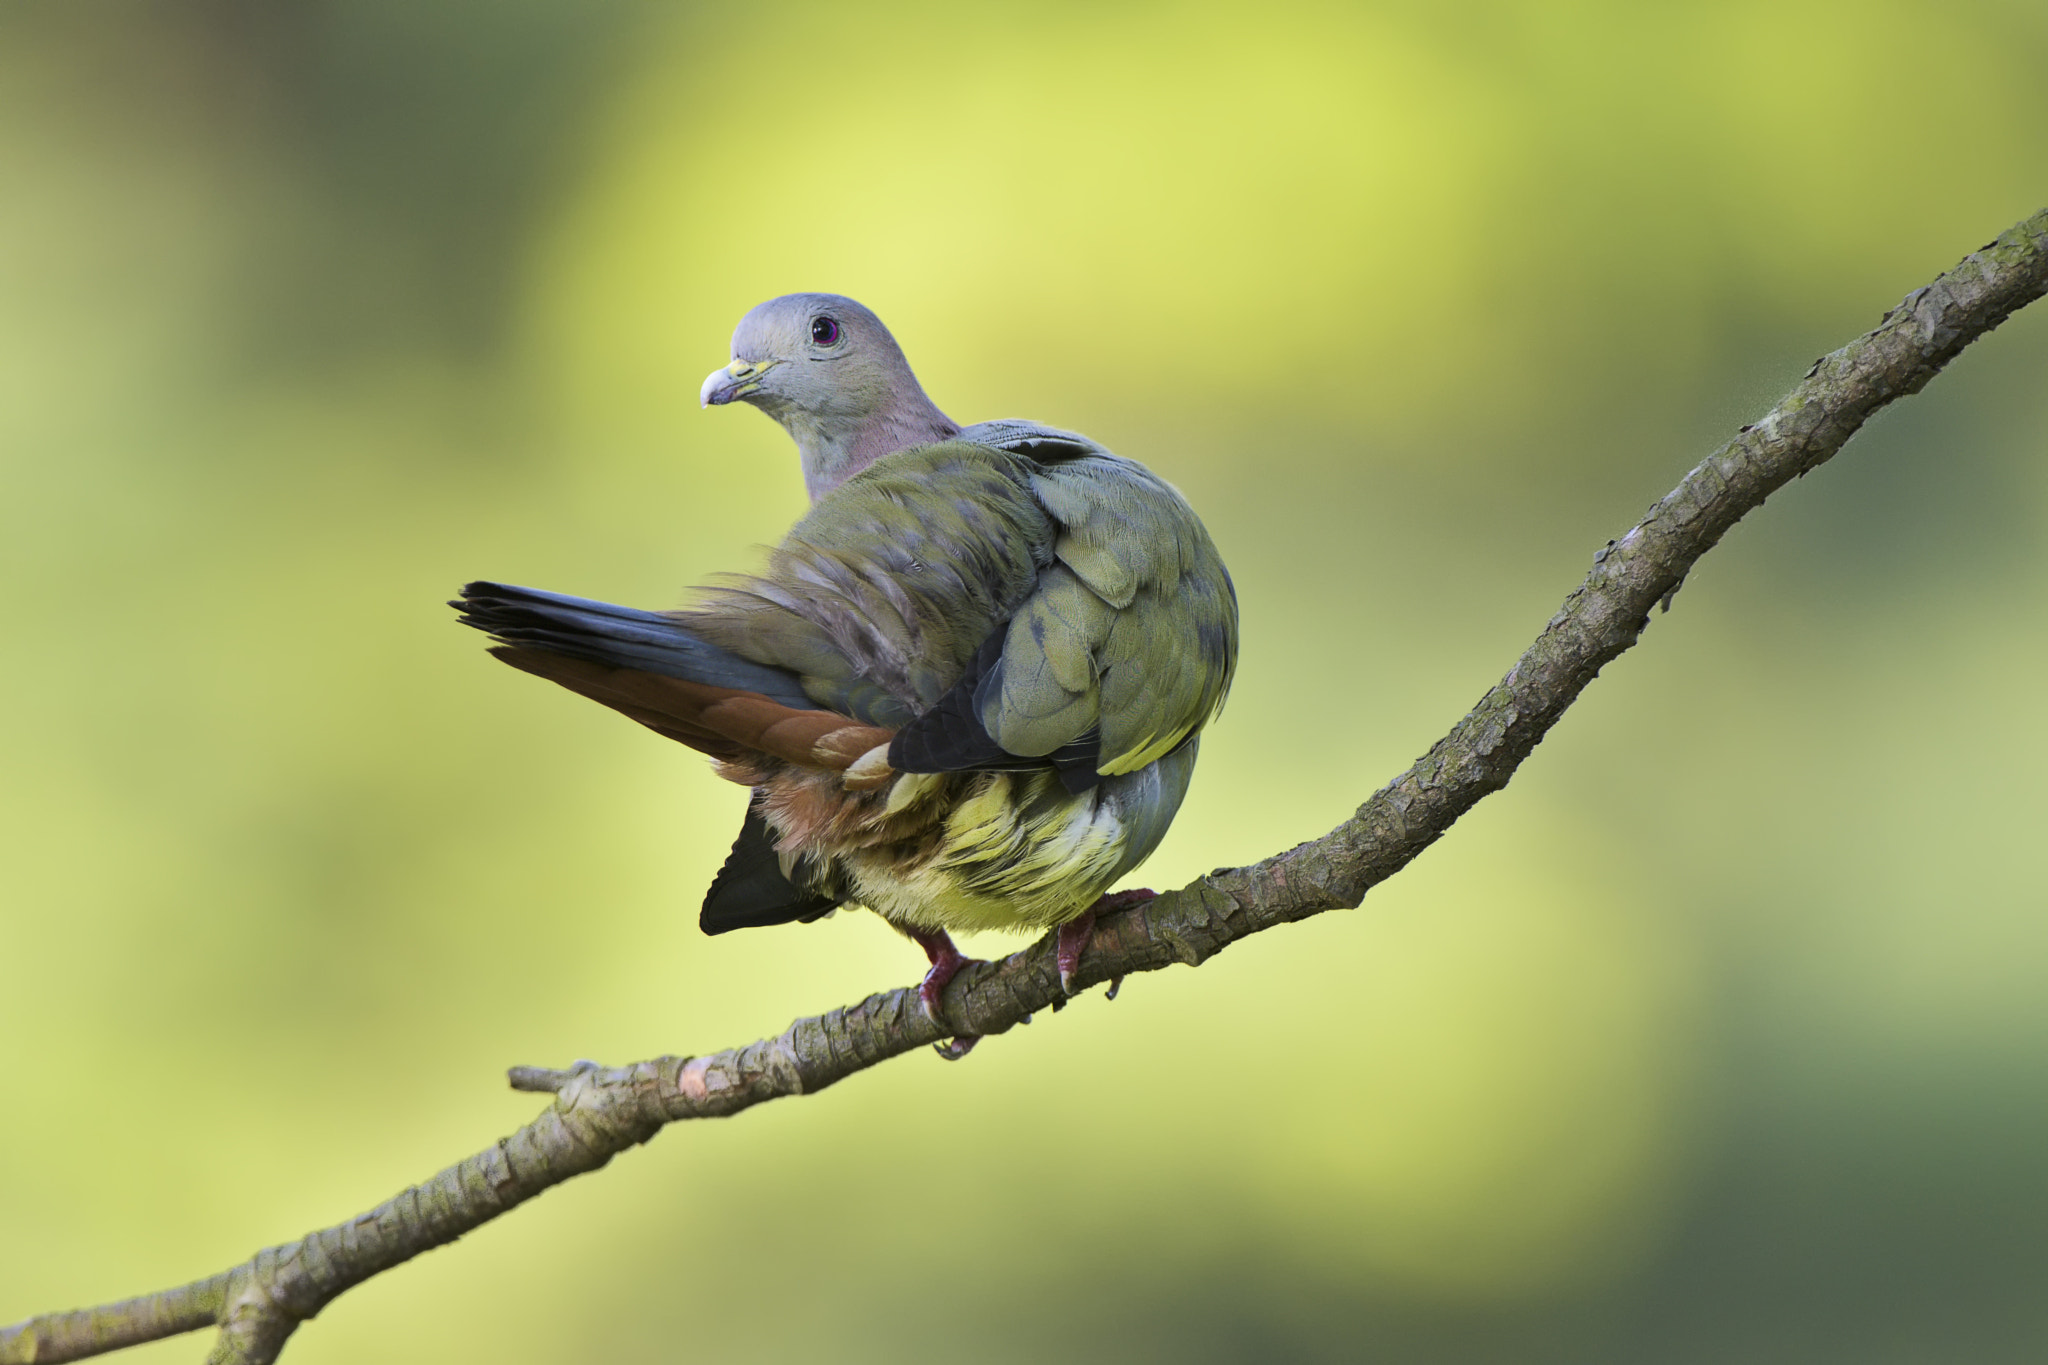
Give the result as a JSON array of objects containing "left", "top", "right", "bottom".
[{"left": 7, "top": 208, "right": 2046, "bottom": 1365}]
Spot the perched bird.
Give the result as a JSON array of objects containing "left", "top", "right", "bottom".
[{"left": 456, "top": 295, "right": 1236, "bottom": 1049}]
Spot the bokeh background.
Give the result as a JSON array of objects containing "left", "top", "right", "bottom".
[{"left": 4, "top": 2, "right": 2046, "bottom": 1361}]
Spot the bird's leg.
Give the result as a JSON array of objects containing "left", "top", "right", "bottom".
[
  {"left": 1057, "top": 888, "right": 1157, "bottom": 996},
  {"left": 909, "top": 927, "right": 981, "bottom": 1059},
  {"left": 1055, "top": 911, "right": 1096, "bottom": 997},
  {"left": 911, "top": 927, "right": 971, "bottom": 1017}
]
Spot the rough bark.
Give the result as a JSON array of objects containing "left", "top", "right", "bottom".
[{"left": 7, "top": 207, "right": 2046, "bottom": 1365}]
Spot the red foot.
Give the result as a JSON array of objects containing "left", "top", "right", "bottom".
[
  {"left": 1055, "top": 911, "right": 1096, "bottom": 996},
  {"left": 1057, "top": 888, "right": 1157, "bottom": 995},
  {"left": 909, "top": 928, "right": 982, "bottom": 1057}
]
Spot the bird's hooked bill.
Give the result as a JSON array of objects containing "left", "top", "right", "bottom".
[{"left": 701, "top": 358, "right": 778, "bottom": 408}]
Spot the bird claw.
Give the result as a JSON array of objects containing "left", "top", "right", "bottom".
[
  {"left": 911, "top": 927, "right": 981, "bottom": 1056},
  {"left": 1056, "top": 910, "right": 1097, "bottom": 996},
  {"left": 1056, "top": 888, "right": 1157, "bottom": 995}
]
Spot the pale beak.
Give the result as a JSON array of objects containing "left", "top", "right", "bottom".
[{"left": 700, "top": 357, "right": 779, "bottom": 408}]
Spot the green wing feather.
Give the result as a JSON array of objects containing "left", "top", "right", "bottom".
[
  {"left": 678, "top": 443, "right": 1050, "bottom": 716},
  {"left": 983, "top": 451, "right": 1237, "bottom": 776}
]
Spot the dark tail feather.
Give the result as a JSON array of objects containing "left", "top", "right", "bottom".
[
  {"left": 701, "top": 808, "right": 839, "bottom": 934},
  {"left": 454, "top": 581, "right": 817, "bottom": 709}
]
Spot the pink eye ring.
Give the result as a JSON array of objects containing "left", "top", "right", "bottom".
[{"left": 810, "top": 316, "right": 841, "bottom": 346}]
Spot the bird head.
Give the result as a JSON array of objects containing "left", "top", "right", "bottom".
[{"left": 701, "top": 293, "right": 958, "bottom": 500}]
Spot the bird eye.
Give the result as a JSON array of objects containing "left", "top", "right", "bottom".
[{"left": 809, "top": 316, "right": 841, "bottom": 346}]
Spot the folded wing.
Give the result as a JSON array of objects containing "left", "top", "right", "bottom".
[{"left": 885, "top": 428, "right": 1238, "bottom": 788}]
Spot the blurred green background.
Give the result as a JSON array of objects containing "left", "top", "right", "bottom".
[{"left": 3, "top": 2, "right": 2046, "bottom": 1361}]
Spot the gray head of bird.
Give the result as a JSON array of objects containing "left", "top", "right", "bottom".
[{"left": 700, "top": 293, "right": 960, "bottom": 502}]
